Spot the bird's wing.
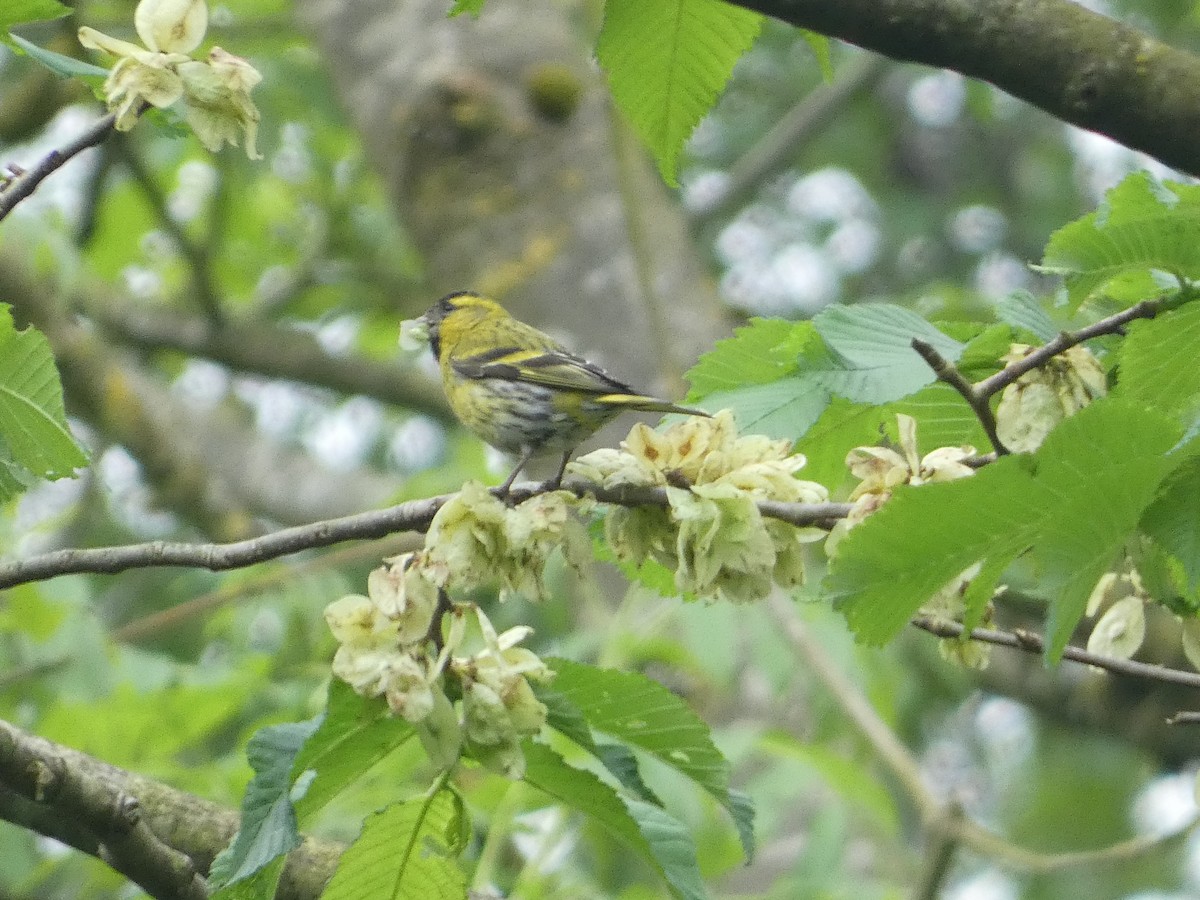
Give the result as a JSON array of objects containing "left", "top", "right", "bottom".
[{"left": 451, "top": 347, "right": 633, "bottom": 395}]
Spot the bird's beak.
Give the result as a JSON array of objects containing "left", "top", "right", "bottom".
[{"left": 398, "top": 315, "right": 431, "bottom": 353}]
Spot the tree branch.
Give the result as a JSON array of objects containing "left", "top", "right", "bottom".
[
  {"left": 0, "top": 483, "right": 853, "bottom": 590},
  {"left": 0, "top": 719, "right": 342, "bottom": 900},
  {"left": 912, "top": 615, "right": 1200, "bottom": 690},
  {"left": 0, "top": 111, "right": 116, "bottom": 221},
  {"left": 0, "top": 720, "right": 207, "bottom": 900},
  {"left": 735, "top": 0, "right": 1200, "bottom": 178},
  {"left": 975, "top": 298, "right": 1163, "bottom": 399},
  {"left": 910, "top": 338, "right": 1008, "bottom": 456}
]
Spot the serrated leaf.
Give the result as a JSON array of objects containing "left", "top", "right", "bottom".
[
  {"left": 210, "top": 860, "right": 286, "bottom": 900},
  {"left": 809, "top": 303, "right": 965, "bottom": 403},
  {"left": 598, "top": 0, "right": 762, "bottom": 185},
  {"left": 702, "top": 378, "right": 830, "bottom": 443},
  {"left": 686, "top": 317, "right": 808, "bottom": 397},
  {"left": 828, "top": 400, "right": 1181, "bottom": 661},
  {"left": 321, "top": 791, "right": 467, "bottom": 900},
  {"left": 793, "top": 396, "right": 885, "bottom": 491},
  {"left": 595, "top": 741, "right": 664, "bottom": 805},
  {"left": 209, "top": 719, "right": 319, "bottom": 887},
  {"left": 0, "top": 306, "right": 87, "bottom": 479},
  {"left": 1, "top": 0, "right": 69, "bottom": 31},
  {"left": 955, "top": 323, "right": 1014, "bottom": 379},
  {"left": 7, "top": 33, "right": 109, "bottom": 82},
  {"left": 548, "top": 658, "right": 754, "bottom": 860},
  {"left": 888, "top": 383, "right": 987, "bottom": 452},
  {"left": 0, "top": 447, "right": 34, "bottom": 503},
  {"left": 523, "top": 742, "right": 708, "bottom": 900},
  {"left": 995, "top": 291, "right": 1058, "bottom": 342},
  {"left": 1143, "top": 457, "right": 1200, "bottom": 594},
  {"left": 539, "top": 681, "right": 665, "bottom": 805},
  {"left": 1117, "top": 301, "right": 1200, "bottom": 420},
  {"left": 536, "top": 684, "right": 596, "bottom": 751},
  {"left": 1039, "top": 172, "right": 1200, "bottom": 309},
  {"left": 291, "top": 679, "right": 415, "bottom": 822}
]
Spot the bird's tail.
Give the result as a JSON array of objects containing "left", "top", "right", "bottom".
[{"left": 598, "top": 394, "right": 711, "bottom": 418}]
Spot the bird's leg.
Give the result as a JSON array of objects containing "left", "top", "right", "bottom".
[
  {"left": 547, "top": 450, "right": 571, "bottom": 490},
  {"left": 497, "top": 446, "right": 537, "bottom": 498}
]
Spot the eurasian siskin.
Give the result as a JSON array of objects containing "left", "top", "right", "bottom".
[{"left": 411, "top": 291, "right": 709, "bottom": 491}]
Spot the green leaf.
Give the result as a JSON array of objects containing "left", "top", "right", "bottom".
[
  {"left": 1117, "top": 300, "right": 1200, "bottom": 420},
  {"left": 595, "top": 741, "right": 664, "bottom": 805},
  {"left": 209, "top": 719, "right": 319, "bottom": 887},
  {"left": 954, "top": 323, "right": 1014, "bottom": 379},
  {"left": 793, "top": 397, "right": 885, "bottom": 491},
  {"left": 447, "top": 0, "right": 486, "bottom": 17},
  {"left": 888, "top": 383, "right": 987, "bottom": 452},
  {"left": 598, "top": 0, "right": 762, "bottom": 185},
  {"left": 210, "top": 861, "right": 286, "bottom": 900},
  {"left": 321, "top": 790, "right": 467, "bottom": 900},
  {"left": 809, "top": 303, "right": 965, "bottom": 403},
  {"left": 548, "top": 658, "right": 754, "bottom": 860},
  {"left": 995, "top": 291, "right": 1058, "bottom": 342},
  {"left": 291, "top": 679, "right": 415, "bottom": 822},
  {"left": 0, "top": 0, "right": 69, "bottom": 31},
  {"left": 536, "top": 684, "right": 596, "bottom": 751},
  {"left": 0, "top": 447, "right": 34, "bottom": 503},
  {"left": 1039, "top": 172, "right": 1200, "bottom": 308},
  {"left": 828, "top": 400, "right": 1181, "bottom": 660},
  {"left": 702, "top": 378, "right": 830, "bottom": 443},
  {"left": 687, "top": 317, "right": 809, "bottom": 398},
  {"left": 0, "top": 306, "right": 88, "bottom": 480},
  {"left": 1142, "top": 456, "right": 1200, "bottom": 594},
  {"left": 523, "top": 742, "right": 708, "bottom": 900},
  {"left": 539, "top": 681, "right": 665, "bottom": 804},
  {"left": 6, "top": 34, "right": 110, "bottom": 82}
]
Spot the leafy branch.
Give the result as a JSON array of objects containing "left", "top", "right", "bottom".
[
  {"left": 0, "top": 481, "right": 852, "bottom": 589},
  {"left": 911, "top": 297, "right": 1167, "bottom": 457}
]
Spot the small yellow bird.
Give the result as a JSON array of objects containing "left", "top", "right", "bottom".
[{"left": 414, "top": 291, "right": 709, "bottom": 492}]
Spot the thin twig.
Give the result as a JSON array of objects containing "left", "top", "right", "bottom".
[
  {"left": 911, "top": 338, "right": 1009, "bottom": 456},
  {"left": 912, "top": 615, "right": 1200, "bottom": 689},
  {"left": 975, "top": 298, "right": 1163, "bottom": 399},
  {"left": 0, "top": 111, "right": 117, "bottom": 222},
  {"left": 0, "top": 482, "right": 854, "bottom": 590}
]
